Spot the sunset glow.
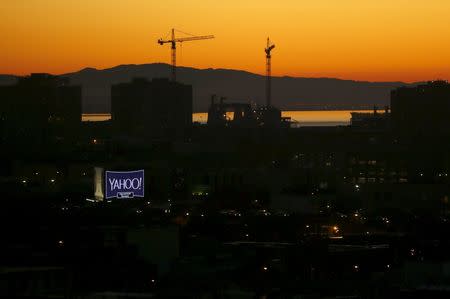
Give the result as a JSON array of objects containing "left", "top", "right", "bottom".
[{"left": 1, "top": 0, "right": 450, "bottom": 82}]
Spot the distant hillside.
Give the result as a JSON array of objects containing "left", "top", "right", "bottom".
[{"left": 2, "top": 64, "right": 415, "bottom": 113}]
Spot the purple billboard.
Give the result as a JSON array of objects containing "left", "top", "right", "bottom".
[{"left": 105, "top": 170, "right": 144, "bottom": 199}]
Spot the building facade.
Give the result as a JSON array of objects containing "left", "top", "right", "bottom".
[
  {"left": 391, "top": 81, "right": 450, "bottom": 136},
  {"left": 111, "top": 78, "right": 192, "bottom": 141},
  {"left": 0, "top": 73, "right": 81, "bottom": 149}
]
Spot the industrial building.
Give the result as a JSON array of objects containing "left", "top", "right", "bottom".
[
  {"left": 350, "top": 106, "right": 390, "bottom": 129},
  {"left": 207, "top": 95, "right": 256, "bottom": 127},
  {"left": 206, "top": 38, "right": 288, "bottom": 128}
]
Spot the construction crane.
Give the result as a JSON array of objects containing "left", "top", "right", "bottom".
[
  {"left": 158, "top": 28, "right": 214, "bottom": 82},
  {"left": 265, "top": 37, "right": 275, "bottom": 107}
]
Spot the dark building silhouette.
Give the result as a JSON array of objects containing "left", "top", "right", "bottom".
[
  {"left": 207, "top": 95, "right": 256, "bottom": 127},
  {"left": 391, "top": 80, "right": 450, "bottom": 135},
  {"left": 111, "top": 78, "right": 192, "bottom": 140},
  {"left": 0, "top": 73, "right": 81, "bottom": 149},
  {"left": 4, "top": 74, "right": 450, "bottom": 298},
  {"left": 256, "top": 105, "right": 286, "bottom": 127},
  {"left": 350, "top": 106, "right": 390, "bottom": 129},
  {"left": 206, "top": 95, "right": 288, "bottom": 128}
]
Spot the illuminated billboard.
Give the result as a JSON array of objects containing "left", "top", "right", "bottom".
[{"left": 105, "top": 170, "right": 144, "bottom": 199}]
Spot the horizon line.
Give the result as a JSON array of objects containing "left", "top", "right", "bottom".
[{"left": 0, "top": 62, "right": 432, "bottom": 85}]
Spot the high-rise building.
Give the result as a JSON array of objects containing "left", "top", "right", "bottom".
[
  {"left": 0, "top": 73, "right": 81, "bottom": 149},
  {"left": 111, "top": 78, "right": 192, "bottom": 140},
  {"left": 391, "top": 81, "right": 450, "bottom": 135}
]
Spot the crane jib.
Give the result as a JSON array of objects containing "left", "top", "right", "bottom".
[{"left": 157, "top": 29, "right": 215, "bottom": 81}]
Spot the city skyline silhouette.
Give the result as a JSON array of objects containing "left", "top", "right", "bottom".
[{"left": 2, "top": 2, "right": 450, "bottom": 298}]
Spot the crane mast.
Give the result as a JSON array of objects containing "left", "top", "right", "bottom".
[
  {"left": 158, "top": 29, "right": 214, "bottom": 82},
  {"left": 265, "top": 38, "right": 275, "bottom": 107},
  {"left": 170, "top": 29, "right": 176, "bottom": 83}
]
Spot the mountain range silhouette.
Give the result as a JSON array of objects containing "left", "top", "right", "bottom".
[{"left": 0, "top": 63, "right": 416, "bottom": 113}]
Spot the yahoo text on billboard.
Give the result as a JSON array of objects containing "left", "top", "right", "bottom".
[{"left": 105, "top": 170, "right": 144, "bottom": 199}]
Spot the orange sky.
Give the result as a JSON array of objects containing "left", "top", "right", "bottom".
[{"left": 1, "top": 0, "right": 450, "bottom": 82}]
